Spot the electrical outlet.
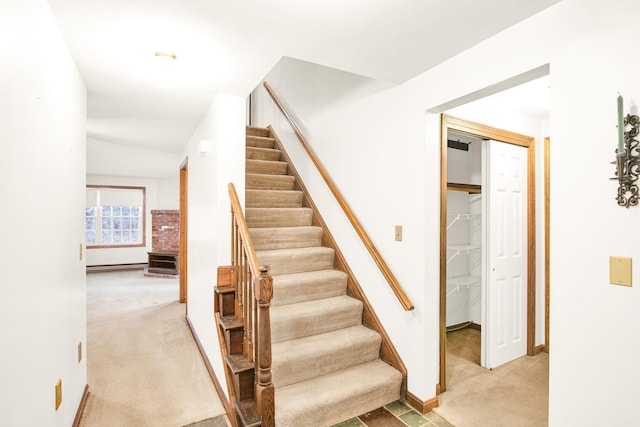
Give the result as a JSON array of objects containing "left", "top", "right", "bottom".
[
  {"left": 78, "top": 342, "right": 82, "bottom": 363},
  {"left": 395, "top": 225, "right": 403, "bottom": 242},
  {"left": 55, "top": 379, "right": 62, "bottom": 410}
]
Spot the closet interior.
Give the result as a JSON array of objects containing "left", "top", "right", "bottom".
[{"left": 446, "top": 131, "right": 484, "bottom": 356}]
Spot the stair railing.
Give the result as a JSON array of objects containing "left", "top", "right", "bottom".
[
  {"left": 228, "top": 182, "right": 275, "bottom": 426},
  {"left": 262, "top": 82, "right": 414, "bottom": 311}
]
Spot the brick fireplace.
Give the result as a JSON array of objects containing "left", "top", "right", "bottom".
[{"left": 145, "top": 210, "right": 180, "bottom": 278}]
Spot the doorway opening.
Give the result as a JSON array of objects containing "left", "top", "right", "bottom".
[{"left": 439, "top": 114, "right": 537, "bottom": 392}]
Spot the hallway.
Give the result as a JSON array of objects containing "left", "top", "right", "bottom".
[
  {"left": 81, "top": 270, "right": 228, "bottom": 426},
  {"left": 435, "top": 328, "right": 549, "bottom": 427}
]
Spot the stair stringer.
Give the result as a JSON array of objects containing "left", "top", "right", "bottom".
[{"left": 267, "top": 125, "right": 408, "bottom": 398}]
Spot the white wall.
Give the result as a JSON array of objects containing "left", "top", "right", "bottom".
[
  {"left": 183, "top": 93, "right": 245, "bottom": 401},
  {"left": 0, "top": 1, "right": 87, "bottom": 425},
  {"left": 85, "top": 175, "right": 179, "bottom": 266},
  {"left": 87, "top": 138, "right": 183, "bottom": 179},
  {"left": 157, "top": 177, "right": 180, "bottom": 209},
  {"left": 251, "top": 1, "right": 640, "bottom": 423},
  {"left": 252, "top": 56, "right": 431, "bottom": 401}
]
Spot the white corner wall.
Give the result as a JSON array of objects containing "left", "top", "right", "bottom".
[
  {"left": 183, "top": 93, "right": 245, "bottom": 402},
  {"left": 87, "top": 138, "right": 183, "bottom": 179},
  {"left": 0, "top": 1, "right": 87, "bottom": 425},
  {"left": 251, "top": 1, "right": 640, "bottom": 423},
  {"left": 85, "top": 175, "right": 179, "bottom": 266}
]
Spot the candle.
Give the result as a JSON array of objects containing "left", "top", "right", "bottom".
[{"left": 618, "top": 94, "right": 625, "bottom": 155}]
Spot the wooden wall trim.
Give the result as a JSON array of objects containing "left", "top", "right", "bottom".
[
  {"left": 406, "top": 391, "right": 439, "bottom": 415},
  {"left": 180, "top": 157, "right": 189, "bottom": 305},
  {"left": 186, "top": 317, "right": 236, "bottom": 427},
  {"left": 72, "top": 384, "right": 90, "bottom": 427},
  {"left": 439, "top": 114, "right": 448, "bottom": 392}
]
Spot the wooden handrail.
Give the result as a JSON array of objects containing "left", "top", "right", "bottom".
[
  {"left": 263, "top": 81, "right": 414, "bottom": 311},
  {"left": 229, "top": 183, "right": 260, "bottom": 277}
]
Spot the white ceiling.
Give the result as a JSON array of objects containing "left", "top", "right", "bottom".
[{"left": 46, "top": 0, "right": 560, "bottom": 155}]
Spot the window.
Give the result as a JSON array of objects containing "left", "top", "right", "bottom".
[{"left": 86, "top": 186, "right": 146, "bottom": 248}]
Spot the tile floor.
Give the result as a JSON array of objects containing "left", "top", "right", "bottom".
[
  {"left": 332, "top": 401, "right": 455, "bottom": 427},
  {"left": 183, "top": 401, "right": 454, "bottom": 427}
]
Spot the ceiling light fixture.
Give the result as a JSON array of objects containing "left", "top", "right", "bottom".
[{"left": 154, "top": 51, "right": 177, "bottom": 60}]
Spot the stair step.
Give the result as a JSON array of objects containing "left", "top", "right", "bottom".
[
  {"left": 246, "top": 207, "right": 313, "bottom": 228},
  {"left": 246, "top": 159, "right": 288, "bottom": 175},
  {"left": 246, "top": 173, "right": 295, "bottom": 190},
  {"left": 246, "top": 125, "right": 270, "bottom": 137},
  {"left": 225, "top": 354, "right": 254, "bottom": 374},
  {"left": 218, "top": 315, "right": 243, "bottom": 331},
  {"left": 246, "top": 189, "right": 303, "bottom": 208},
  {"left": 247, "top": 146, "right": 282, "bottom": 162},
  {"left": 250, "top": 226, "right": 322, "bottom": 251},
  {"left": 274, "top": 359, "right": 402, "bottom": 427},
  {"left": 272, "top": 325, "right": 381, "bottom": 388},
  {"left": 256, "top": 246, "right": 335, "bottom": 276},
  {"left": 270, "top": 295, "right": 363, "bottom": 343},
  {"left": 271, "top": 270, "right": 347, "bottom": 306},
  {"left": 235, "top": 399, "right": 261, "bottom": 427},
  {"left": 246, "top": 135, "right": 275, "bottom": 149}
]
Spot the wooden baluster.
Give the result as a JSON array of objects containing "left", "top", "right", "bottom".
[
  {"left": 232, "top": 220, "right": 241, "bottom": 318},
  {"left": 237, "top": 237, "right": 244, "bottom": 322},
  {"left": 231, "top": 211, "right": 236, "bottom": 266},
  {"left": 244, "top": 251, "right": 254, "bottom": 362},
  {"left": 254, "top": 265, "right": 274, "bottom": 427}
]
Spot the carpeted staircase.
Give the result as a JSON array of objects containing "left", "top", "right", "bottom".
[{"left": 245, "top": 125, "right": 402, "bottom": 427}]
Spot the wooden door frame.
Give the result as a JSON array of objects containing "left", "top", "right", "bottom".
[
  {"left": 180, "top": 157, "right": 188, "bottom": 307},
  {"left": 544, "top": 137, "right": 550, "bottom": 352},
  {"left": 439, "top": 114, "right": 536, "bottom": 392}
]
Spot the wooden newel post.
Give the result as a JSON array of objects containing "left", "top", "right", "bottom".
[{"left": 254, "top": 265, "right": 275, "bottom": 427}]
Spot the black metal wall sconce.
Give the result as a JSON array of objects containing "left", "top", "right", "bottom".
[{"left": 612, "top": 94, "right": 640, "bottom": 207}]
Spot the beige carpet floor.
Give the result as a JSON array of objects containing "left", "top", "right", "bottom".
[
  {"left": 81, "top": 270, "right": 227, "bottom": 427},
  {"left": 434, "top": 328, "right": 549, "bottom": 427}
]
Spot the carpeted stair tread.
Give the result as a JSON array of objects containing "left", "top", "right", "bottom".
[
  {"left": 250, "top": 226, "right": 322, "bottom": 251},
  {"left": 274, "top": 359, "right": 402, "bottom": 427},
  {"left": 256, "top": 246, "right": 335, "bottom": 276},
  {"left": 246, "top": 189, "right": 303, "bottom": 208},
  {"left": 246, "top": 173, "right": 295, "bottom": 190},
  {"left": 246, "top": 126, "right": 270, "bottom": 137},
  {"left": 246, "top": 135, "right": 275, "bottom": 149},
  {"left": 240, "top": 126, "right": 403, "bottom": 425},
  {"left": 246, "top": 207, "right": 313, "bottom": 228},
  {"left": 246, "top": 159, "right": 288, "bottom": 175},
  {"left": 271, "top": 269, "right": 347, "bottom": 306},
  {"left": 270, "top": 295, "right": 363, "bottom": 343},
  {"left": 246, "top": 146, "right": 282, "bottom": 161},
  {"left": 271, "top": 325, "right": 381, "bottom": 388}
]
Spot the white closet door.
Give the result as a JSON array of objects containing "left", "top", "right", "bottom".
[{"left": 485, "top": 140, "right": 528, "bottom": 369}]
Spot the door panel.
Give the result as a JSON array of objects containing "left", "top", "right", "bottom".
[{"left": 486, "top": 140, "right": 528, "bottom": 369}]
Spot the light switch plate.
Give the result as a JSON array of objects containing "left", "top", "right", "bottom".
[
  {"left": 395, "top": 225, "right": 403, "bottom": 242},
  {"left": 610, "top": 256, "right": 632, "bottom": 287}
]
